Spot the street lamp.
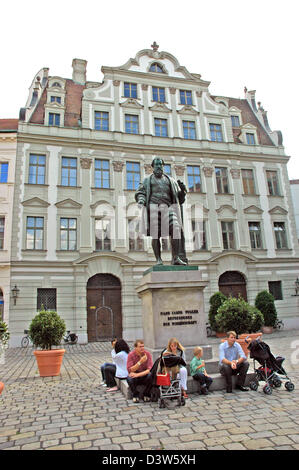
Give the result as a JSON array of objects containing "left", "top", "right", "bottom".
[
  {"left": 11, "top": 285, "right": 20, "bottom": 305},
  {"left": 295, "top": 278, "right": 299, "bottom": 296}
]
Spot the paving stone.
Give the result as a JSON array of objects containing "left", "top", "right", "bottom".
[{"left": 243, "top": 438, "right": 274, "bottom": 449}]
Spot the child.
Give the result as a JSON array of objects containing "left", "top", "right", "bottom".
[{"left": 190, "top": 346, "right": 213, "bottom": 395}]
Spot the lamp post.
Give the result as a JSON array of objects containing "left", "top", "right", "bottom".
[
  {"left": 295, "top": 278, "right": 299, "bottom": 296},
  {"left": 11, "top": 285, "right": 20, "bottom": 306}
]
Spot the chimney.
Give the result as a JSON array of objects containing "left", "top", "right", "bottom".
[{"left": 72, "top": 59, "right": 87, "bottom": 85}]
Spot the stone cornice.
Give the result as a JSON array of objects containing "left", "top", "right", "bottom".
[{"left": 17, "top": 125, "right": 289, "bottom": 163}]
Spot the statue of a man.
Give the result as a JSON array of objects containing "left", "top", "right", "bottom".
[{"left": 135, "top": 157, "right": 188, "bottom": 266}]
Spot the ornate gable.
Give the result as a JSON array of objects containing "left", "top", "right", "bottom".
[
  {"left": 244, "top": 205, "right": 263, "bottom": 214},
  {"left": 55, "top": 199, "right": 82, "bottom": 209},
  {"left": 22, "top": 197, "right": 50, "bottom": 207},
  {"left": 268, "top": 206, "right": 288, "bottom": 215}
]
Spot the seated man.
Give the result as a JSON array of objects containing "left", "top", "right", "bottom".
[
  {"left": 219, "top": 330, "right": 249, "bottom": 393},
  {"left": 126, "top": 339, "right": 153, "bottom": 403}
]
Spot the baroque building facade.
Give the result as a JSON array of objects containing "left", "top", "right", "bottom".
[
  {"left": 0, "top": 119, "right": 18, "bottom": 323},
  {"left": 9, "top": 45, "right": 299, "bottom": 346}
]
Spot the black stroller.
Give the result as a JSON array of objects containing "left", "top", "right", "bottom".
[
  {"left": 151, "top": 348, "right": 186, "bottom": 408},
  {"left": 247, "top": 338, "right": 295, "bottom": 395}
]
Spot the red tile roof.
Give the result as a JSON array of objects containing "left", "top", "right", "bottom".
[{"left": 0, "top": 119, "right": 18, "bottom": 131}]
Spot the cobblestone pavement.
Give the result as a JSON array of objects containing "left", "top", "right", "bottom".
[{"left": 0, "top": 330, "right": 298, "bottom": 450}]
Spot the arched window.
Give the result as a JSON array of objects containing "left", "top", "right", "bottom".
[
  {"left": 149, "top": 62, "right": 164, "bottom": 73},
  {"left": 52, "top": 82, "right": 62, "bottom": 88}
]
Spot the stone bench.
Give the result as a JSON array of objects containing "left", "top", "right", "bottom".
[{"left": 116, "top": 360, "right": 256, "bottom": 400}]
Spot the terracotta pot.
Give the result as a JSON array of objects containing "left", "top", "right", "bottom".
[
  {"left": 216, "top": 332, "right": 226, "bottom": 338},
  {"left": 262, "top": 326, "right": 273, "bottom": 334},
  {"left": 34, "top": 349, "right": 65, "bottom": 377},
  {"left": 0, "top": 382, "right": 4, "bottom": 394}
]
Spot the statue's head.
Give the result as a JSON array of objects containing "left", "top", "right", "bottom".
[{"left": 151, "top": 157, "right": 165, "bottom": 178}]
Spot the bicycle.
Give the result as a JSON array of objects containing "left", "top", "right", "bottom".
[
  {"left": 274, "top": 319, "right": 284, "bottom": 331},
  {"left": 21, "top": 330, "right": 33, "bottom": 348},
  {"left": 63, "top": 331, "right": 78, "bottom": 344}
]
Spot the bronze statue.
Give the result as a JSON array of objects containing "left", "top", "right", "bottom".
[{"left": 135, "top": 157, "right": 188, "bottom": 265}]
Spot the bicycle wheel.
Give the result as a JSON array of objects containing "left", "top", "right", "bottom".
[{"left": 21, "top": 336, "right": 29, "bottom": 348}]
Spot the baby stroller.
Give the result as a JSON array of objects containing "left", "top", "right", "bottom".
[
  {"left": 247, "top": 338, "right": 295, "bottom": 395},
  {"left": 152, "top": 348, "right": 186, "bottom": 408}
]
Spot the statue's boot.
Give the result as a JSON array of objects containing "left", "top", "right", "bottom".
[
  {"left": 152, "top": 239, "right": 163, "bottom": 265},
  {"left": 171, "top": 238, "right": 187, "bottom": 265}
]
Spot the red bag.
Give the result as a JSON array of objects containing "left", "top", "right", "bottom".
[{"left": 156, "top": 372, "right": 171, "bottom": 386}]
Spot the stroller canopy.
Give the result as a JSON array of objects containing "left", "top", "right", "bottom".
[{"left": 248, "top": 339, "right": 286, "bottom": 374}]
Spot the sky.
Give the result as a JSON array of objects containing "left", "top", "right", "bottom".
[{"left": 1, "top": 0, "right": 298, "bottom": 179}]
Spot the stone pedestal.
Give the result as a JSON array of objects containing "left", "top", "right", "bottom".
[{"left": 136, "top": 265, "right": 212, "bottom": 361}]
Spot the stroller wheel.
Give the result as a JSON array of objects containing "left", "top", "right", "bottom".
[
  {"left": 263, "top": 384, "right": 272, "bottom": 395},
  {"left": 249, "top": 381, "right": 258, "bottom": 391},
  {"left": 273, "top": 378, "right": 282, "bottom": 388},
  {"left": 285, "top": 381, "right": 295, "bottom": 392}
]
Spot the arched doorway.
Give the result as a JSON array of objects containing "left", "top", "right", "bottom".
[
  {"left": 87, "top": 274, "right": 122, "bottom": 342},
  {"left": 218, "top": 271, "right": 247, "bottom": 301}
]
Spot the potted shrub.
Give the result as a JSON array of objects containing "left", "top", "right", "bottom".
[
  {"left": 0, "top": 321, "right": 10, "bottom": 394},
  {"left": 208, "top": 291, "right": 227, "bottom": 337},
  {"left": 29, "top": 309, "right": 66, "bottom": 377},
  {"left": 215, "top": 296, "right": 264, "bottom": 355},
  {"left": 255, "top": 290, "right": 277, "bottom": 334}
]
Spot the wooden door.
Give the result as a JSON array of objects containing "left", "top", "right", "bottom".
[
  {"left": 218, "top": 271, "right": 247, "bottom": 301},
  {"left": 87, "top": 274, "right": 122, "bottom": 342}
]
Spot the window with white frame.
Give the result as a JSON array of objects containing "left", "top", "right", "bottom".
[
  {"left": 183, "top": 120, "right": 196, "bottom": 140},
  {"left": 231, "top": 115, "right": 240, "bottom": 127},
  {"left": 48, "top": 113, "right": 60, "bottom": 126},
  {"left": 95, "top": 219, "right": 111, "bottom": 251},
  {"left": 266, "top": 170, "right": 280, "bottom": 196},
  {"left": 209, "top": 123, "right": 223, "bottom": 142},
  {"left": 154, "top": 118, "right": 168, "bottom": 137},
  {"left": 274, "top": 222, "right": 288, "bottom": 249},
  {"left": 124, "top": 82, "right": 137, "bottom": 99},
  {"left": 0, "top": 163, "right": 8, "bottom": 183},
  {"left": 0, "top": 217, "right": 4, "bottom": 249},
  {"left": 246, "top": 133, "right": 256, "bottom": 145},
  {"left": 61, "top": 157, "right": 77, "bottom": 186},
  {"left": 95, "top": 111, "right": 109, "bottom": 131},
  {"left": 128, "top": 218, "right": 143, "bottom": 251},
  {"left": 29, "top": 154, "right": 46, "bottom": 185},
  {"left": 95, "top": 159, "right": 110, "bottom": 189},
  {"left": 215, "top": 167, "right": 229, "bottom": 193},
  {"left": 221, "top": 221, "right": 235, "bottom": 250},
  {"left": 187, "top": 165, "right": 201, "bottom": 192},
  {"left": 242, "top": 169, "right": 256, "bottom": 195},
  {"left": 60, "top": 218, "right": 77, "bottom": 250},
  {"left": 180, "top": 90, "right": 193, "bottom": 105},
  {"left": 192, "top": 220, "right": 207, "bottom": 250},
  {"left": 248, "top": 222, "right": 262, "bottom": 249},
  {"left": 126, "top": 162, "right": 140, "bottom": 190},
  {"left": 152, "top": 87, "right": 166, "bottom": 103},
  {"left": 125, "top": 114, "right": 139, "bottom": 134},
  {"left": 26, "top": 217, "right": 44, "bottom": 250}
]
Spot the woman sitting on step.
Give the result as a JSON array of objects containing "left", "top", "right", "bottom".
[
  {"left": 105, "top": 339, "right": 130, "bottom": 392},
  {"left": 163, "top": 337, "right": 188, "bottom": 398}
]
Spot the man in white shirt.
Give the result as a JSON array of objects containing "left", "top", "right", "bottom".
[{"left": 219, "top": 331, "right": 249, "bottom": 393}]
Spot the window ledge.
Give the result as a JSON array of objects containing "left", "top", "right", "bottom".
[
  {"left": 57, "top": 185, "right": 82, "bottom": 189},
  {"left": 91, "top": 187, "right": 114, "bottom": 190},
  {"left": 21, "top": 249, "right": 47, "bottom": 253},
  {"left": 215, "top": 193, "right": 235, "bottom": 196},
  {"left": 268, "top": 194, "right": 283, "bottom": 198},
  {"left": 25, "top": 183, "right": 49, "bottom": 187},
  {"left": 275, "top": 248, "right": 291, "bottom": 252},
  {"left": 56, "top": 250, "right": 79, "bottom": 253},
  {"left": 242, "top": 193, "right": 260, "bottom": 197}
]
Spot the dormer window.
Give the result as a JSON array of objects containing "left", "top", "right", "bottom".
[
  {"left": 49, "top": 113, "right": 60, "bottom": 126},
  {"left": 231, "top": 115, "right": 240, "bottom": 127},
  {"left": 149, "top": 62, "right": 164, "bottom": 73},
  {"left": 50, "top": 96, "right": 61, "bottom": 104}
]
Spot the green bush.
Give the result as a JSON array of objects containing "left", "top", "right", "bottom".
[
  {"left": 29, "top": 310, "right": 66, "bottom": 350},
  {"left": 215, "top": 296, "right": 264, "bottom": 335},
  {"left": 255, "top": 290, "right": 277, "bottom": 327},
  {"left": 208, "top": 292, "right": 227, "bottom": 331},
  {"left": 0, "top": 321, "right": 10, "bottom": 347}
]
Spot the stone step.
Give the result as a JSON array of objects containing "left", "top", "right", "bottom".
[{"left": 116, "top": 369, "right": 256, "bottom": 400}]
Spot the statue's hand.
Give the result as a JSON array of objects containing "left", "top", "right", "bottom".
[{"left": 177, "top": 180, "right": 187, "bottom": 193}]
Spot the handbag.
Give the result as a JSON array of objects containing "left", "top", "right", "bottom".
[{"left": 156, "top": 371, "right": 171, "bottom": 386}]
